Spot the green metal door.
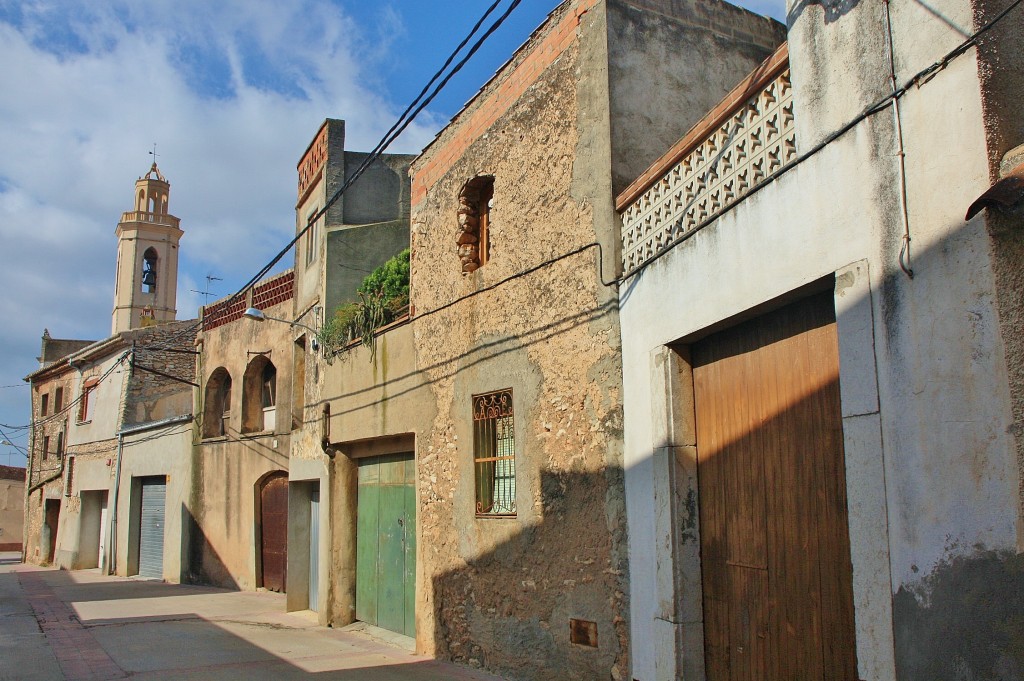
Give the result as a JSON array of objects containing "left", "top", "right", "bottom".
[{"left": 356, "top": 453, "right": 415, "bottom": 638}]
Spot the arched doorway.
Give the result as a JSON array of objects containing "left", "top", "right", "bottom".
[{"left": 259, "top": 471, "right": 288, "bottom": 592}]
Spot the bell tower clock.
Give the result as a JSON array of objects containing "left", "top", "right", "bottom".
[{"left": 111, "top": 161, "right": 184, "bottom": 334}]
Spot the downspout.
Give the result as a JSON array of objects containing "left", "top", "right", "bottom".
[
  {"left": 883, "top": 0, "right": 915, "bottom": 279},
  {"left": 109, "top": 342, "right": 134, "bottom": 575},
  {"left": 109, "top": 431, "right": 125, "bottom": 575}
]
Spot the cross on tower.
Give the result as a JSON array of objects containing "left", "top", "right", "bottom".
[{"left": 149, "top": 143, "right": 159, "bottom": 165}]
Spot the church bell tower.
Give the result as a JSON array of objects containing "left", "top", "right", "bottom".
[{"left": 111, "top": 162, "right": 184, "bottom": 334}]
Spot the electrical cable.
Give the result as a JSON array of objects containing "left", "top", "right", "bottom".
[{"left": 136, "top": 0, "right": 528, "bottom": 355}]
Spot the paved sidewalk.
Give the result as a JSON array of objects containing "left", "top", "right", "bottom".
[{"left": 0, "top": 553, "right": 504, "bottom": 681}]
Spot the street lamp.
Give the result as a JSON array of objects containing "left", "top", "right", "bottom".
[
  {"left": 243, "top": 307, "right": 320, "bottom": 351},
  {"left": 1, "top": 440, "right": 26, "bottom": 468}
]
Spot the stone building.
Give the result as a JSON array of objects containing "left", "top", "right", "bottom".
[
  {"left": 0, "top": 465, "right": 26, "bottom": 553},
  {"left": 615, "top": 0, "right": 1024, "bottom": 678},
  {"left": 308, "top": 1, "right": 784, "bottom": 679},
  {"left": 23, "top": 163, "right": 197, "bottom": 581}
]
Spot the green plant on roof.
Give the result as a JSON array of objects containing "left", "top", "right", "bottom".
[{"left": 317, "top": 249, "right": 410, "bottom": 360}]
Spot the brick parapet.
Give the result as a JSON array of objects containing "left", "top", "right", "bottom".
[{"left": 410, "top": 0, "right": 597, "bottom": 206}]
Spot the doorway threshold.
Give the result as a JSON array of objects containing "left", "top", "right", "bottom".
[{"left": 341, "top": 621, "right": 415, "bottom": 652}]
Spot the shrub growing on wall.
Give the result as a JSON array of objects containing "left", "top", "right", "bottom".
[{"left": 318, "top": 249, "right": 410, "bottom": 358}]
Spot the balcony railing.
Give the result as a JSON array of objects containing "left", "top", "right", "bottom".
[
  {"left": 619, "top": 48, "right": 794, "bottom": 274},
  {"left": 120, "top": 210, "right": 181, "bottom": 229}
]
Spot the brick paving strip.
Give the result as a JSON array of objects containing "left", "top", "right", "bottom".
[{"left": 17, "top": 572, "right": 127, "bottom": 680}]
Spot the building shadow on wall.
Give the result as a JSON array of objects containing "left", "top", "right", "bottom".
[
  {"left": 429, "top": 468, "right": 629, "bottom": 681},
  {"left": 183, "top": 504, "right": 239, "bottom": 589}
]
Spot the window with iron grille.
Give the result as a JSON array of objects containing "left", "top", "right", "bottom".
[{"left": 473, "top": 389, "right": 516, "bottom": 516}]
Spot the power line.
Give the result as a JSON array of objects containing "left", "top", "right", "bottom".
[{"left": 146, "top": 0, "right": 527, "bottom": 354}]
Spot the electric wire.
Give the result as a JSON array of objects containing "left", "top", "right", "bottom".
[{"left": 131, "top": 0, "right": 528, "bottom": 357}]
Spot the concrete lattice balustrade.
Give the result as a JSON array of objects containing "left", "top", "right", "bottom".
[{"left": 618, "top": 46, "right": 795, "bottom": 274}]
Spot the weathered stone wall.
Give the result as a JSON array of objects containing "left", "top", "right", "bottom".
[
  {"left": 23, "top": 369, "right": 76, "bottom": 564},
  {"left": 409, "top": 8, "right": 629, "bottom": 678},
  {"left": 123, "top": 320, "right": 197, "bottom": 427}
]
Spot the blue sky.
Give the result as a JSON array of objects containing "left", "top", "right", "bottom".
[{"left": 0, "top": 0, "right": 785, "bottom": 465}]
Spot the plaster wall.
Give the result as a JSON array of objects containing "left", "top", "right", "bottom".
[
  {"left": 294, "top": 119, "right": 346, "bottom": 317},
  {"left": 67, "top": 352, "right": 126, "bottom": 447},
  {"left": 620, "top": 0, "right": 1019, "bottom": 676},
  {"left": 192, "top": 292, "right": 294, "bottom": 590},
  {"left": 23, "top": 371, "right": 75, "bottom": 562},
  {"left": 114, "top": 424, "right": 192, "bottom": 582},
  {"left": 0, "top": 475, "right": 25, "bottom": 551},
  {"left": 319, "top": 323, "right": 430, "bottom": 629},
  {"left": 974, "top": 0, "right": 1024, "bottom": 559},
  {"left": 324, "top": 220, "right": 408, "bottom": 314},
  {"left": 606, "top": 0, "right": 785, "bottom": 195}
]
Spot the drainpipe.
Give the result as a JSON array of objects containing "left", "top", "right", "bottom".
[
  {"left": 883, "top": 0, "right": 914, "bottom": 278},
  {"left": 108, "top": 431, "right": 125, "bottom": 575}
]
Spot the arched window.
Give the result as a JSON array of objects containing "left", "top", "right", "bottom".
[
  {"left": 202, "top": 368, "right": 232, "bottom": 438},
  {"left": 142, "top": 248, "right": 158, "bottom": 293},
  {"left": 242, "top": 356, "right": 276, "bottom": 433}
]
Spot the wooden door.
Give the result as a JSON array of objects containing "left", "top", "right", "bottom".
[
  {"left": 44, "top": 499, "right": 60, "bottom": 565},
  {"left": 356, "top": 453, "right": 416, "bottom": 637},
  {"left": 693, "top": 291, "right": 857, "bottom": 680},
  {"left": 259, "top": 472, "right": 288, "bottom": 593}
]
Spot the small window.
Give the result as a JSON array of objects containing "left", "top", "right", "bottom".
[
  {"left": 42, "top": 435, "right": 50, "bottom": 460},
  {"left": 457, "top": 176, "right": 494, "bottom": 273},
  {"left": 56, "top": 431, "right": 64, "bottom": 459},
  {"left": 78, "top": 377, "right": 99, "bottom": 423},
  {"left": 473, "top": 389, "right": 516, "bottom": 516},
  {"left": 54, "top": 387, "right": 64, "bottom": 412},
  {"left": 40, "top": 393, "right": 49, "bottom": 417},
  {"left": 305, "top": 208, "right": 320, "bottom": 267},
  {"left": 142, "top": 247, "right": 158, "bottom": 293}
]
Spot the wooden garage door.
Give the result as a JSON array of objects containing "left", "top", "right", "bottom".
[
  {"left": 693, "top": 291, "right": 857, "bottom": 680},
  {"left": 356, "top": 453, "right": 416, "bottom": 638},
  {"left": 259, "top": 472, "right": 288, "bottom": 593}
]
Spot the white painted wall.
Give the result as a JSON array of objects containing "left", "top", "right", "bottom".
[{"left": 620, "top": 4, "right": 1019, "bottom": 677}]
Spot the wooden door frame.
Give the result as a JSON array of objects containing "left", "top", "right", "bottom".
[{"left": 648, "top": 263, "right": 897, "bottom": 680}]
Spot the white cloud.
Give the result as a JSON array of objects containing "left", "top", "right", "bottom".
[{"left": 0, "top": 0, "right": 440, "bottom": 432}]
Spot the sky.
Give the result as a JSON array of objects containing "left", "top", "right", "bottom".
[{"left": 0, "top": 0, "right": 784, "bottom": 466}]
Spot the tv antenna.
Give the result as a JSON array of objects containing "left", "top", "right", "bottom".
[{"left": 191, "top": 274, "right": 223, "bottom": 303}]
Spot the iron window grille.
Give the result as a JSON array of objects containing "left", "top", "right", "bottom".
[{"left": 473, "top": 389, "right": 516, "bottom": 516}]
